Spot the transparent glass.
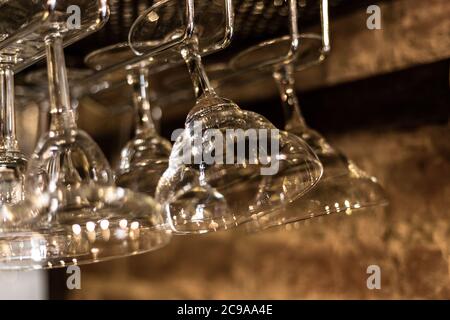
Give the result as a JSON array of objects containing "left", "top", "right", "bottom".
[
  {"left": 25, "top": 68, "right": 93, "bottom": 102},
  {"left": 159, "top": 94, "right": 323, "bottom": 234},
  {"left": 227, "top": 0, "right": 387, "bottom": 231},
  {"left": 85, "top": 43, "right": 172, "bottom": 196},
  {"left": 227, "top": 61, "right": 389, "bottom": 231},
  {"left": 0, "top": 56, "right": 58, "bottom": 271},
  {"left": 0, "top": 61, "right": 26, "bottom": 206},
  {"left": 0, "top": 0, "right": 110, "bottom": 72},
  {"left": 0, "top": 49, "right": 45, "bottom": 272},
  {"left": 116, "top": 69, "right": 172, "bottom": 196},
  {"left": 15, "top": 85, "right": 47, "bottom": 154},
  {"left": 25, "top": 38, "right": 171, "bottom": 268},
  {"left": 0, "top": 186, "right": 170, "bottom": 270},
  {"left": 129, "top": 2, "right": 323, "bottom": 235},
  {"left": 85, "top": 42, "right": 171, "bottom": 72},
  {"left": 0, "top": 0, "right": 171, "bottom": 270},
  {"left": 231, "top": 34, "right": 326, "bottom": 73},
  {"left": 129, "top": 0, "right": 233, "bottom": 67},
  {"left": 230, "top": 0, "right": 330, "bottom": 73}
]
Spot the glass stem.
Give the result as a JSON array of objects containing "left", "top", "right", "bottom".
[
  {"left": 0, "top": 62, "right": 19, "bottom": 152},
  {"left": 273, "top": 65, "right": 308, "bottom": 132},
  {"left": 131, "top": 67, "right": 156, "bottom": 136},
  {"left": 181, "top": 40, "right": 216, "bottom": 100},
  {"left": 45, "top": 34, "right": 77, "bottom": 132}
]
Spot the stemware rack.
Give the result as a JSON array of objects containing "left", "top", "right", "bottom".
[
  {"left": 15, "top": 0, "right": 382, "bottom": 67},
  {"left": 0, "top": 0, "right": 394, "bottom": 271},
  {"left": 14, "top": 0, "right": 390, "bottom": 125}
]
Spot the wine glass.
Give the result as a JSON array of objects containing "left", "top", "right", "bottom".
[
  {"left": 230, "top": 1, "right": 389, "bottom": 231},
  {"left": 0, "top": 61, "right": 28, "bottom": 206},
  {"left": 237, "top": 63, "right": 389, "bottom": 230},
  {"left": 129, "top": 0, "right": 323, "bottom": 235},
  {"left": 0, "top": 53, "right": 68, "bottom": 271},
  {"left": 0, "top": 0, "right": 110, "bottom": 73},
  {"left": 1, "top": 185, "right": 170, "bottom": 271},
  {"left": 1, "top": 0, "right": 171, "bottom": 270},
  {"left": 0, "top": 27, "right": 57, "bottom": 270},
  {"left": 85, "top": 42, "right": 173, "bottom": 197}
]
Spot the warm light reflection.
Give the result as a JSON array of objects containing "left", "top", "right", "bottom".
[
  {"left": 72, "top": 224, "right": 82, "bottom": 235},
  {"left": 119, "top": 219, "right": 128, "bottom": 229},
  {"left": 91, "top": 248, "right": 99, "bottom": 260},
  {"left": 101, "top": 228, "right": 111, "bottom": 241},
  {"left": 86, "top": 221, "right": 96, "bottom": 232},
  {"left": 130, "top": 221, "right": 140, "bottom": 230},
  {"left": 87, "top": 231, "right": 96, "bottom": 243},
  {"left": 100, "top": 219, "right": 110, "bottom": 230},
  {"left": 209, "top": 220, "right": 219, "bottom": 231}
]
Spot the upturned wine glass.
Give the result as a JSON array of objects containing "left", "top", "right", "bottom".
[
  {"left": 129, "top": 0, "right": 323, "bottom": 234},
  {"left": 0, "top": 47, "right": 49, "bottom": 271},
  {"left": 0, "top": 0, "right": 171, "bottom": 270},
  {"left": 85, "top": 43, "right": 173, "bottom": 196},
  {"left": 230, "top": 0, "right": 389, "bottom": 231},
  {"left": 243, "top": 63, "right": 389, "bottom": 230}
]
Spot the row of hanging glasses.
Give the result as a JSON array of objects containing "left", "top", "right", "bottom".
[{"left": 0, "top": 0, "right": 388, "bottom": 271}]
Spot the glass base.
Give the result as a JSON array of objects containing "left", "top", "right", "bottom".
[
  {"left": 129, "top": 0, "right": 231, "bottom": 69},
  {"left": 0, "top": 186, "right": 172, "bottom": 271},
  {"left": 157, "top": 97, "right": 323, "bottom": 234},
  {"left": 245, "top": 126, "right": 389, "bottom": 231},
  {"left": 245, "top": 171, "right": 389, "bottom": 232},
  {"left": 230, "top": 34, "right": 325, "bottom": 73},
  {"left": 0, "top": 0, "right": 108, "bottom": 72}
]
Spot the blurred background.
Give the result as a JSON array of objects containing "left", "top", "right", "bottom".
[{"left": 1, "top": 0, "right": 449, "bottom": 299}]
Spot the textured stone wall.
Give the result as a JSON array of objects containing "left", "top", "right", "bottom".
[{"left": 69, "top": 124, "right": 450, "bottom": 299}]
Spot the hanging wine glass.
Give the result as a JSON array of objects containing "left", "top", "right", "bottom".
[
  {"left": 228, "top": 64, "right": 389, "bottom": 230},
  {"left": 230, "top": 0, "right": 389, "bottom": 230},
  {"left": 85, "top": 42, "right": 173, "bottom": 196},
  {"left": 0, "top": 18, "right": 60, "bottom": 269},
  {"left": 1, "top": 0, "right": 171, "bottom": 270},
  {"left": 0, "top": 65, "right": 28, "bottom": 206},
  {"left": 0, "top": 51, "right": 63, "bottom": 271},
  {"left": 129, "top": 0, "right": 323, "bottom": 235},
  {"left": 0, "top": 43, "right": 56, "bottom": 271}
]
